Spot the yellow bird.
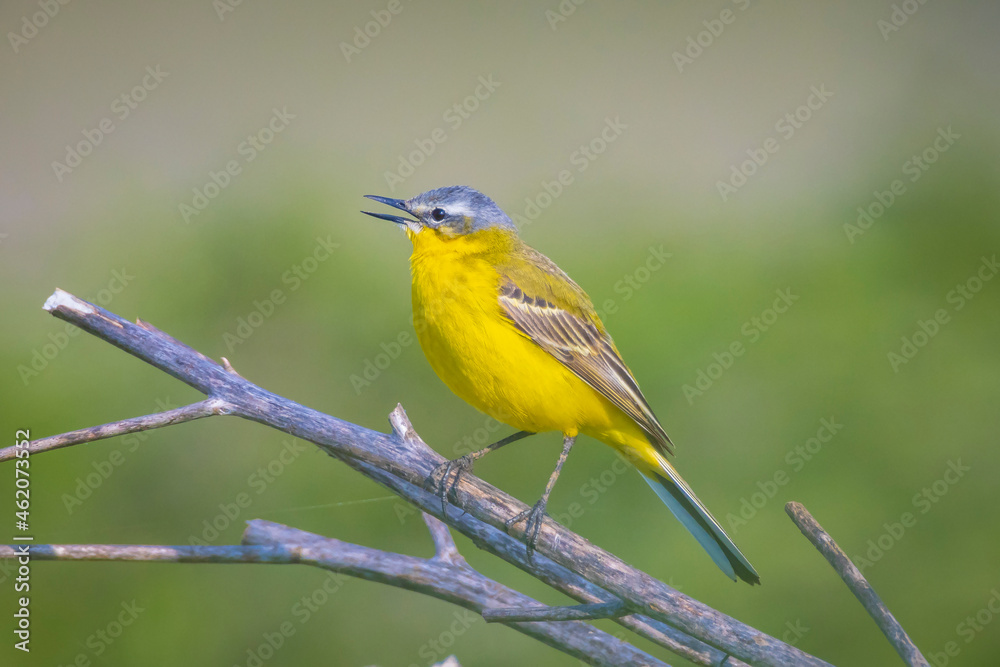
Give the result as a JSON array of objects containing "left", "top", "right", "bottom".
[{"left": 363, "top": 186, "right": 759, "bottom": 584}]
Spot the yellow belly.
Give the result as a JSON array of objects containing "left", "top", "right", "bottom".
[{"left": 410, "top": 239, "right": 649, "bottom": 457}]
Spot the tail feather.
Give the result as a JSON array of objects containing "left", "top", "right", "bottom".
[{"left": 640, "top": 457, "right": 759, "bottom": 585}]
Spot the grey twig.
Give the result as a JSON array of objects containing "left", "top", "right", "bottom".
[
  {"left": 483, "top": 601, "right": 627, "bottom": 623},
  {"left": 242, "top": 518, "right": 670, "bottom": 667},
  {"left": 0, "top": 397, "right": 228, "bottom": 463},
  {"left": 0, "top": 543, "right": 290, "bottom": 563},
  {"left": 10, "top": 289, "right": 829, "bottom": 667},
  {"left": 785, "top": 501, "right": 929, "bottom": 667},
  {"left": 424, "top": 513, "right": 467, "bottom": 567},
  {"left": 359, "top": 419, "right": 750, "bottom": 667},
  {"left": 0, "top": 519, "right": 669, "bottom": 666}
]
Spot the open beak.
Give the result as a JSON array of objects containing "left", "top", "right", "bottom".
[{"left": 361, "top": 195, "right": 419, "bottom": 226}]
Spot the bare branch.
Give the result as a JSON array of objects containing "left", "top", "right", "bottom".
[
  {"left": 0, "top": 398, "right": 228, "bottom": 463},
  {"left": 21, "top": 290, "right": 823, "bottom": 667},
  {"left": 345, "top": 435, "right": 748, "bottom": 667},
  {"left": 785, "top": 501, "right": 929, "bottom": 667},
  {"left": 483, "top": 601, "right": 627, "bottom": 623},
  {"left": 1, "top": 529, "right": 666, "bottom": 666},
  {"left": 0, "top": 544, "right": 290, "bottom": 563},
  {"left": 242, "top": 520, "right": 670, "bottom": 667},
  {"left": 0, "top": 534, "right": 661, "bottom": 666}
]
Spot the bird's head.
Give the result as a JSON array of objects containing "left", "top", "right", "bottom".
[{"left": 362, "top": 186, "right": 517, "bottom": 240}]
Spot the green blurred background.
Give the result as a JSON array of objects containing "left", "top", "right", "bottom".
[{"left": 2, "top": 1, "right": 999, "bottom": 665}]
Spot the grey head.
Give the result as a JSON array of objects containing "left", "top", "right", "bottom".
[{"left": 362, "top": 185, "right": 517, "bottom": 236}]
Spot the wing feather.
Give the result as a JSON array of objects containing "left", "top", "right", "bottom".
[{"left": 498, "top": 276, "right": 674, "bottom": 455}]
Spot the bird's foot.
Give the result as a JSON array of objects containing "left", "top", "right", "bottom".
[
  {"left": 505, "top": 499, "right": 548, "bottom": 559},
  {"left": 426, "top": 455, "right": 476, "bottom": 516}
]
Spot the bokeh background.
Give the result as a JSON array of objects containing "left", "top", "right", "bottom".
[{"left": 2, "top": 1, "right": 999, "bottom": 665}]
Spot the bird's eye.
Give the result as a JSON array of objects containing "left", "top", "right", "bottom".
[{"left": 430, "top": 208, "right": 446, "bottom": 222}]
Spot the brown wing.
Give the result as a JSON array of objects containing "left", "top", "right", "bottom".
[{"left": 498, "top": 278, "right": 674, "bottom": 455}]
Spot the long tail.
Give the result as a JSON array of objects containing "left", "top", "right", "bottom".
[{"left": 639, "top": 453, "right": 760, "bottom": 585}]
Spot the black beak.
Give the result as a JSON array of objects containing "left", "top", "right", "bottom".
[{"left": 361, "top": 195, "right": 418, "bottom": 225}]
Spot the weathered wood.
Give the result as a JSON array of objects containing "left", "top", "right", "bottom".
[
  {"left": 483, "top": 601, "right": 627, "bottom": 623},
  {"left": 0, "top": 520, "right": 670, "bottom": 667},
  {"left": 346, "top": 437, "right": 746, "bottom": 667},
  {"left": 23, "top": 290, "right": 830, "bottom": 666},
  {"left": 244, "top": 518, "right": 671, "bottom": 667},
  {"left": 0, "top": 543, "right": 290, "bottom": 563}
]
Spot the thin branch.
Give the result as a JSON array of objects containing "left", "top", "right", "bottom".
[
  {"left": 0, "top": 521, "right": 669, "bottom": 667},
  {"left": 351, "top": 426, "right": 749, "bottom": 667},
  {"left": 0, "top": 544, "right": 290, "bottom": 563},
  {"left": 483, "top": 601, "right": 627, "bottom": 623},
  {"left": 27, "top": 293, "right": 746, "bottom": 667},
  {"left": 20, "top": 289, "right": 821, "bottom": 667},
  {"left": 241, "top": 519, "right": 670, "bottom": 667},
  {"left": 785, "top": 502, "right": 929, "bottom": 667},
  {"left": 14, "top": 411, "right": 727, "bottom": 661},
  {"left": 386, "top": 408, "right": 753, "bottom": 667},
  {"left": 0, "top": 398, "right": 228, "bottom": 463}
]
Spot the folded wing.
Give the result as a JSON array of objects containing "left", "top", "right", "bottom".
[{"left": 496, "top": 252, "right": 673, "bottom": 455}]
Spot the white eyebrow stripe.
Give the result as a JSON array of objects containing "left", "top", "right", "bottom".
[{"left": 437, "top": 201, "right": 475, "bottom": 218}]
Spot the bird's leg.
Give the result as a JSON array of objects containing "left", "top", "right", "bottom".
[
  {"left": 428, "top": 430, "right": 534, "bottom": 516},
  {"left": 505, "top": 434, "right": 576, "bottom": 558}
]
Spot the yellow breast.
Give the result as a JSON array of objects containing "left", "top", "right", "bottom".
[{"left": 408, "top": 228, "right": 619, "bottom": 437}]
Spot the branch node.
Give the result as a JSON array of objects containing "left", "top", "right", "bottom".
[
  {"left": 206, "top": 397, "right": 234, "bottom": 416},
  {"left": 389, "top": 404, "right": 419, "bottom": 443},
  {"left": 388, "top": 405, "right": 439, "bottom": 463},
  {"left": 423, "top": 513, "right": 467, "bottom": 567},
  {"left": 220, "top": 357, "right": 244, "bottom": 377}
]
